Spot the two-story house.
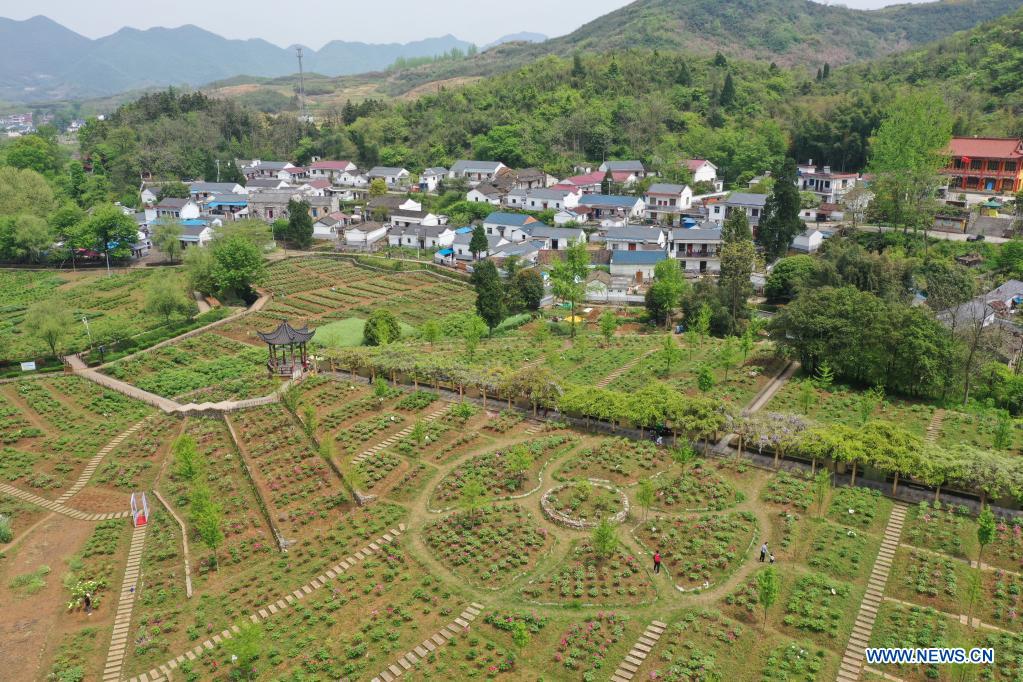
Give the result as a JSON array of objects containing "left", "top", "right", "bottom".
[
  {"left": 644, "top": 184, "right": 693, "bottom": 225},
  {"left": 797, "top": 162, "right": 859, "bottom": 204},
  {"left": 419, "top": 167, "right": 448, "bottom": 193},
  {"left": 685, "top": 159, "right": 723, "bottom": 192},
  {"left": 307, "top": 160, "right": 357, "bottom": 182},
  {"left": 668, "top": 226, "right": 723, "bottom": 274},
  {"left": 155, "top": 197, "right": 201, "bottom": 221},
  {"left": 707, "top": 193, "right": 768, "bottom": 228}
]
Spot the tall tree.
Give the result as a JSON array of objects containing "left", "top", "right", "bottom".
[
  {"left": 549, "top": 241, "right": 589, "bottom": 338},
  {"left": 513, "top": 268, "right": 545, "bottom": 311},
  {"left": 286, "top": 199, "right": 314, "bottom": 249},
  {"left": 470, "top": 259, "right": 506, "bottom": 333},
  {"left": 756, "top": 158, "right": 804, "bottom": 259},
  {"left": 469, "top": 225, "right": 489, "bottom": 260},
  {"left": 718, "top": 238, "right": 754, "bottom": 334},
  {"left": 209, "top": 233, "right": 265, "bottom": 300},
  {"left": 24, "top": 301, "right": 73, "bottom": 357},
  {"left": 721, "top": 207, "right": 752, "bottom": 244},
  {"left": 867, "top": 90, "right": 953, "bottom": 235},
  {"left": 151, "top": 221, "right": 183, "bottom": 263},
  {"left": 645, "top": 258, "right": 687, "bottom": 328},
  {"left": 144, "top": 273, "right": 192, "bottom": 324},
  {"left": 757, "top": 567, "right": 780, "bottom": 628},
  {"left": 82, "top": 204, "right": 139, "bottom": 270}
]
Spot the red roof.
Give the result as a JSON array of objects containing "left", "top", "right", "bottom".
[
  {"left": 306, "top": 178, "right": 331, "bottom": 189},
  {"left": 685, "top": 159, "right": 710, "bottom": 172},
  {"left": 309, "top": 160, "right": 354, "bottom": 170},
  {"left": 611, "top": 171, "right": 635, "bottom": 182},
  {"left": 559, "top": 171, "right": 605, "bottom": 187},
  {"left": 948, "top": 137, "right": 1023, "bottom": 159}
]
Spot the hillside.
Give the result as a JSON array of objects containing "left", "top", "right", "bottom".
[
  {"left": 0, "top": 16, "right": 473, "bottom": 103},
  {"left": 365, "top": 0, "right": 1023, "bottom": 95}
]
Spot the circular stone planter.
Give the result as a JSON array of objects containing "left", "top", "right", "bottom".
[{"left": 541, "top": 480, "right": 629, "bottom": 529}]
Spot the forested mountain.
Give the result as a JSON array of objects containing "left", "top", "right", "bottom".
[
  {"left": 373, "top": 0, "right": 1023, "bottom": 96},
  {"left": 789, "top": 7, "right": 1023, "bottom": 171},
  {"left": 0, "top": 16, "right": 472, "bottom": 103},
  {"left": 70, "top": 6, "right": 1023, "bottom": 201}
]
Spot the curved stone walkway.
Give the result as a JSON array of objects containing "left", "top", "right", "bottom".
[
  {"left": 0, "top": 481, "right": 130, "bottom": 521},
  {"left": 121, "top": 525, "right": 405, "bottom": 682},
  {"left": 57, "top": 418, "right": 148, "bottom": 504},
  {"left": 836, "top": 502, "right": 907, "bottom": 682}
]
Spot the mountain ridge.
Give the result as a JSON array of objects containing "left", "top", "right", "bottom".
[{"left": 0, "top": 16, "right": 473, "bottom": 102}]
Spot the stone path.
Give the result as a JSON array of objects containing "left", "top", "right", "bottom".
[
  {"left": 836, "top": 502, "right": 907, "bottom": 682},
  {"left": 0, "top": 481, "right": 130, "bottom": 521},
  {"left": 925, "top": 409, "right": 946, "bottom": 444},
  {"left": 125, "top": 524, "right": 406, "bottom": 682},
  {"left": 369, "top": 601, "right": 486, "bottom": 682},
  {"left": 744, "top": 359, "right": 799, "bottom": 415},
  {"left": 595, "top": 348, "right": 657, "bottom": 389},
  {"left": 102, "top": 522, "right": 148, "bottom": 682},
  {"left": 57, "top": 418, "right": 147, "bottom": 504},
  {"left": 610, "top": 619, "right": 667, "bottom": 682},
  {"left": 352, "top": 404, "right": 448, "bottom": 464},
  {"left": 192, "top": 292, "right": 211, "bottom": 314}
]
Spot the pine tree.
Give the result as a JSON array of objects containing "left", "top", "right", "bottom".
[
  {"left": 721, "top": 207, "right": 752, "bottom": 244},
  {"left": 713, "top": 52, "right": 728, "bottom": 67},
  {"left": 816, "top": 67, "right": 823, "bottom": 82},
  {"left": 756, "top": 158, "right": 805, "bottom": 259},
  {"left": 571, "top": 53, "right": 585, "bottom": 79},
  {"left": 822, "top": 62, "right": 830, "bottom": 79},
  {"left": 469, "top": 224, "right": 489, "bottom": 260},
  {"left": 719, "top": 73, "right": 736, "bottom": 107}
]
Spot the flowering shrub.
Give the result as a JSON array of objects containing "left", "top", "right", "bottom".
[
  {"left": 483, "top": 611, "right": 549, "bottom": 634},
  {"left": 656, "top": 462, "right": 738, "bottom": 511},
  {"left": 547, "top": 482, "right": 622, "bottom": 523},
  {"left": 761, "top": 642, "right": 826, "bottom": 681},
  {"left": 650, "top": 610, "right": 745, "bottom": 681},
  {"left": 901, "top": 550, "right": 959, "bottom": 604},
  {"left": 982, "top": 516, "right": 1023, "bottom": 572},
  {"left": 760, "top": 472, "right": 813, "bottom": 511},
  {"left": 827, "top": 487, "right": 887, "bottom": 532},
  {"left": 553, "top": 612, "right": 628, "bottom": 675},
  {"left": 395, "top": 391, "right": 437, "bottom": 411},
  {"left": 807, "top": 522, "right": 869, "bottom": 580},
  {"left": 903, "top": 501, "right": 972, "bottom": 558},
  {"left": 556, "top": 437, "right": 669, "bottom": 484},
  {"left": 522, "top": 541, "right": 654, "bottom": 605},
  {"left": 484, "top": 411, "right": 524, "bottom": 434},
  {"left": 638, "top": 512, "right": 757, "bottom": 590},
  {"left": 988, "top": 570, "right": 1023, "bottom": 625},
  {"left": 431, "top": 436, "right": 576, "bottom": 504},
  {"left": 782, "top": 573, "right": 851, "bottom": 638},
  {"left": 424, "top": 505, "right": 551, "bottom": 588}
]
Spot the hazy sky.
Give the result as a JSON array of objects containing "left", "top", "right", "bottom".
[{"left": 4, "top": 0, "right": 935, "bottom": 47}]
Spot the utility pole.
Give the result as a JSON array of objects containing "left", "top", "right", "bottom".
[
  {"left": 215, "top": 159, "right": 221, "bottom": 182},
  {"left": 296, "top": 47, "right": 308, "bottom": 121}
]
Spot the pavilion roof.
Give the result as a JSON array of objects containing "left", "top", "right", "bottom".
[{"left": 257, "top": 320, "right": 314, "bottom": 345}]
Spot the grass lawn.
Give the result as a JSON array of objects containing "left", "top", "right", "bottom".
[{"left": 311, "top": 317, "right": 416, "bottom": 348}]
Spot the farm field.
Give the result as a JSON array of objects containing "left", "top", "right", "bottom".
[
  {"left": 1, "top": 255, "right": 1014, "bottom": 682},
  {"left": 0, "top": 268, "right": 198, "bottom": 367}
]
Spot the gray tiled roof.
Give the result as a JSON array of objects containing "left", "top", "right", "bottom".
[
  {"left": 647, "top": 183, "right": 687, "bottom": 195},
  {"left": 725, "top": 192, "right": 768, "bottom": 207},
  {"left": 605, "top": 225, "right": 664, "bottom": 242}
]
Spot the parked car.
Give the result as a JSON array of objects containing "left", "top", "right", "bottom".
[{"left": 966, "top": 234, "right": 986, "bottom": 242}]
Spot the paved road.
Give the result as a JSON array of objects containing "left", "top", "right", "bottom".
[{"left": 853, "top": 224, "right": 1010, "bottom": 244}]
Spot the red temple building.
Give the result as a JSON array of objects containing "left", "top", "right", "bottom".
[{"left": 943, "top": 137, "right": 1023, "bottom": 194}]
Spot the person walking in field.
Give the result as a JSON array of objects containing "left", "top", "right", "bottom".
[
  {"left": 653, "top": 550, "right": 662, "bottom": 574},
  {"left": 759, "top": 541, "right": 768, "bottom": 562}
]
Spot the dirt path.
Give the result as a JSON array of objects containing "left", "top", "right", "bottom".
[{"left": 0, "top": 515, "right": 96, "bottom": 682}]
